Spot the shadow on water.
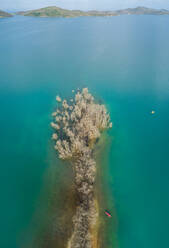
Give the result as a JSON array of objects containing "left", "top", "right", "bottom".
[
  {"left": 24, "top": 141, "right": 77, "bottom": 248},
  {"left": 23, "top": 130, "right": 117, "bottom": 248},
  {"left": 95, "top": 132, "right": 118, "bottom": 248}
]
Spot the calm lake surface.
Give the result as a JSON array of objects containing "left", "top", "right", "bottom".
[{"left": 0, "top": 15, "right": 169, "bottom": 248}]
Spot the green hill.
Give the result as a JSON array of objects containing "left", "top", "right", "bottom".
[
  {"left": 0, "top": 10, "right": 12, "bottom": 18},
  {"left": 17, "top": 6, "right": 169, "bottom": 18},
  {"left": 17, "top": 6, "right": 117, "bottom": 17}
]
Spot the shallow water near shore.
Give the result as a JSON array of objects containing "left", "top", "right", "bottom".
[{"left": 1, "top": 14, "right": 169, "bottom": 248}]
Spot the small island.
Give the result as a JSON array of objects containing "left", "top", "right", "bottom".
[
  {"left": 51, "top": 88, "right": 112, "bottom": 248},
  {"left": 0, "top": 9, "right": 12, "bottom": 18},
  {"left": 17, "top": 6, "right": 169, "bottom": 18}
]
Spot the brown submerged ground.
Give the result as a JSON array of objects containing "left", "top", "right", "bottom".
[{"left": 51, "top": 88, "right": 112, "bottom": 248}]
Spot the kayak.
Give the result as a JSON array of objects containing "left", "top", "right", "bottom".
[{"left": 105, "top": 210, "right": 112, "bottom": 218}]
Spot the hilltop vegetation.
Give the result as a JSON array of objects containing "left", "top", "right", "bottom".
[
  {"left": 0, "top": 10, "right": 12, "bottom": 18},
  {"left": 17, "top": 6, "right": 169, "bottom": 18},
  {"left": 17, "top": 6, "right": 117, "bottom": 17}
]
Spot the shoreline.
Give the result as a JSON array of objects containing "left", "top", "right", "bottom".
[
  {"left": 90, "top": 198, "right": 100, "bottom": 248},
  {"left": 16, "top": 6, "right": 169, "bottom": 18}
]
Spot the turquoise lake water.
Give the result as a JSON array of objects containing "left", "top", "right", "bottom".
[{"left": 0, "top": 15, "right": 169, "bottom": 248}]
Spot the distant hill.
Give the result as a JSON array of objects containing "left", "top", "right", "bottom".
[
  {"left": 16, "top": 6, "right": 117, "bottom": 17},
  {"left": 17, "top": 6, "right": 169, "bottom": 18},
  {"left": 116, "top": 7, "right": 169, "bottom": 15},
  {"left": 0, "top": 9, "right": 12, "bottom": 18}
]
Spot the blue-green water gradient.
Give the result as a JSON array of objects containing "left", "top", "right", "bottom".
[{"left": 0, "top": 15, "right": 169, "bottom": 248}]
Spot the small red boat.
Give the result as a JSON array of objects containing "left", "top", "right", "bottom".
[{"left": 105, "top": 210, "right": 112, "bottom": 218}]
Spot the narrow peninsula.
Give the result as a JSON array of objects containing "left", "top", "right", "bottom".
[
  {"left": 51, "top": 88, "right": 112, "bottom": 248},
  {"left": 17, "top": 6, "right": 169, "bottom": 18}
]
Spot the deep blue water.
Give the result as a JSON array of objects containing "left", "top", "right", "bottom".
[{"left": 0, "top": 15, "right": 169, "bottom": 248}]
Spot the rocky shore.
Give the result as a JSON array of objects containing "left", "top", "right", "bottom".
[{"left": 51, "top": 88, "right": 112, "bottom": 248}]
